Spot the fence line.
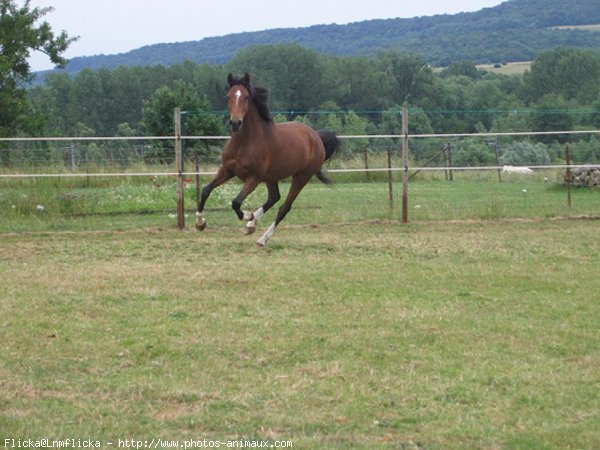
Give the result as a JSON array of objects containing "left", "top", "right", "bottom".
[
  {"left": 181, "top": 130, "right": 600, "bottom": 141},
  {"left": 2, "top": 164, "right": 594, "bottom": 179},
  {"left": 0, "top": 130, "right": 600, "bottom": 178},
  {"left": 1, "top": 128, "right": 598, "bottom": 179},
  {"left": 0, "top": 136, "right": 173, "bottom": 142},
  {"left": 409, "top": 129, "right": 600, "bottom": 139},
  {"left": 2, "top": 129, "right": 599, "bottom": 144},
  {"left": 0, "top": 172, "right": 180, "bottom": 178},
  {"left": 2, "top": 127, "right": 598, "bottom": 228}
]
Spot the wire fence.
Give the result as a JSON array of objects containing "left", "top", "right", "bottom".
[
  {"left": 1, "top": 130, "right": 599, "bottom": 176},
  {"left": 1, "top": 128, "right": 599, "bottom": 231}
]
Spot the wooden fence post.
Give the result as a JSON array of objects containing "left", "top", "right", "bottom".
[
  {"left": 70, "top": 143, "right": 77, "bottom": 171},
  {"left": 174, "top": 107, "right": 185, "bottom": 230},
  {"left": 401, "top": 104, "right": 409, "bottom": 223},
  {"left": 446, "top": 142, "right": 454, "bottom": 181},
  {"left": 387, "top": 148, "right": 393, "bottom": 210},
  {"left": 565, "top": 144, "right": 572, "bottom": 210},
  {"left": 494, "top": 137, "right": 502, "bottom": 183}
]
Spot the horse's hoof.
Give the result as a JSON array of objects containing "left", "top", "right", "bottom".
[
  {"left": 245, "top": 226, "right": 256, "bottom": 235},
  {"left": 256, "top": 236, "right": 268, "bottom": 247},
  {"left": 196, "top": 219, "right": 207, "bottom": 231}
]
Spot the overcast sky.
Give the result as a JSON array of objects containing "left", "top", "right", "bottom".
[{"left": 27, "top": 0, "right": 505, "bottom": 71}]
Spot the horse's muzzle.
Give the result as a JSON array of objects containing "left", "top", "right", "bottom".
[{"left": 229, "top": 119, "right": 243, "bottom": 133}]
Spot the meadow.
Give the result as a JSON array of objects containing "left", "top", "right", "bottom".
[
  {"left": 1, "top": 166, "right": 599, "bottom": 233},
  {"left": 1, "top": 171, "right": 599, "bottom": 449},
  {"left": 1, "top": 218, "right": 599, "bottom": 449},
  {"left": 475, "top": 62, "right": 532, "bottom": 75}
]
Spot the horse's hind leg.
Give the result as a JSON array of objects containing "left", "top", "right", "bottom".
[
  {"left": 245, "top": 182, "right": 280, "bottom": 234},
  {"left": 196, "top": 167, "right": 233, "bottom": 231},
  {"left": 257, "top": 176, "right": 308, "bottom": 246}
]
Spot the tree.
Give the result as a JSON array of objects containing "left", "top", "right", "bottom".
[
  {"left": 325, "top": 56, "right": 382, "bottom": 111},
  {"left": 141, "top": 81, "right": 223, "bottom": 163},
  {"left": 530, "top": 94, "right": 575, "bottom": 143},
  {"left": 227, "top": 44, "right": 327, "bottom": 111},
  {"left": 442, "top": 60, "right": 481, "bottom": 79},
  {"left": 0, "top": 0, "right": 77, "bottom": 135},
  {"left": 376, "top": 52, "right": 435, "bottom": 108},
  {"left": 522, "top": 47, "right": 600, "bottom": 105}
]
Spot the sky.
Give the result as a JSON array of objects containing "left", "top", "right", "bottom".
[{"left": 26, "top": 0, "right": 505, "bottom": 71}]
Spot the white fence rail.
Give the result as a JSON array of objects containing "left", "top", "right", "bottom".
[{"left": 1, "top": 129, "right": 599, "bottom": 179}]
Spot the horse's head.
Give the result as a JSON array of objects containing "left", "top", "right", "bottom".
[{"left": 227, "top": 73, "right": 251, "bottom": 133}]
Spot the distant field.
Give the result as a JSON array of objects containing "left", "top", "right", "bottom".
[
  {"left": 476, "top": 61, "right": 532, "bottom": 75},
  {"left": 553, "top": 23, "right": 600, "bottom": 32},
  {"left": 1, "top": 219, "right": 599, "bottom": 448},
  {"left": 477, "top": 23, "right": 600, "bottom": 74}
]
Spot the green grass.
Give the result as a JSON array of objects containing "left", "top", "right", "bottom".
[
  {"left": 1, "top": 170, "right": 598, "bottom": 233},
  {"left": 1, "top": 219, "right": 599, "bottom": 448}
]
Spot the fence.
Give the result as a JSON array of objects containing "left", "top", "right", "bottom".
[{"left": 1, "top": 108, "right": 599, "bottom": 231}]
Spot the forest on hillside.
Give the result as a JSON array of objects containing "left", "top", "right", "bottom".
[
  {"left": 4, "top": 44, "right": 600, "bottom": 167},
  {"left": 55, "top": 0, "right": 600, "bottom": 73}
]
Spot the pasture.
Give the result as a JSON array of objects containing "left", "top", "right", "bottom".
[
  {"left": 1, "top": 175, "right": 599, "bottom": 448},
  {"left": 1, "top": 168, "right": 599, "bottom": 234},
  {"left": 475, "top": 61, "right": 532, "bottom": 75}
]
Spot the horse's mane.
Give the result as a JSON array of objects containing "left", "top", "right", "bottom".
[{"left": 229, "top": 74, "right": 273, "bottom": 125}]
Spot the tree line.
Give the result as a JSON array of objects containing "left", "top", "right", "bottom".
[
  {"left": 23, "top": 44, "right": 600, "bottom": 137},
  {"left": 2, "top": 0, "right": 600, "bottom": 167}
]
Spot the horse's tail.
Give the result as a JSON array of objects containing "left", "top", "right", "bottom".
[
  {"left": 316, "top": 130, "right": 341, "bottom": 185},
  {"left": 318, "top": 130, "right": 341, "bottom": 162}
]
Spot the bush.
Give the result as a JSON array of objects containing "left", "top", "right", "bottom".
[
  {"left": 569, "top": 136, "right": 600, "bottom": 164},
  {"left": 453, "top": 142, "right": 496, "bottom": 167},
  {"left": 500, "top": 142, "right": 550, "bottom": 166}
]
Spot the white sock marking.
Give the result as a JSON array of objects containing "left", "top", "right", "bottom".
[
  {"left": 253, "top": 207, "right": 265, "bottom": 222},
  {"left": 256, "top": 222, "right": 276, "bottom": 247},
  {"left": 195, "top": 211, "right": 205, "bottom": 225},
  {"left": 246, "top": 207, "right": 264, "bottom": 230}
]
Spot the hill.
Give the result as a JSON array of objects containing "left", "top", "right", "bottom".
[{"left": 41, "top": 0, "right": 600, "bottom": 76}]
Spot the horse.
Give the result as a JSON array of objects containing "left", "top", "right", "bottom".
[{"left": 195, "top": 73, "right": 340, "bottom": 246}]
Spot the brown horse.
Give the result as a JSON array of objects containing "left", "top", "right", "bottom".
[{"left": 196, "top": 73, "right": 340, "bottom": 246}]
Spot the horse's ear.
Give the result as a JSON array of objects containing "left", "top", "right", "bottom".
[
  {"left": 227, "top": 73, "right": 235, "bottom": 87},
  {"left": 242, "top": 73, "right": 251, "bottom": 88}
]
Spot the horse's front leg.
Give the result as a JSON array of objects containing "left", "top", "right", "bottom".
[
  {"left": 245, "top": 182, "right": 281, "bottom": 235},
  {"left": 231, "top": 178, "right": 261, "bottom": 234},
  {"left": 196, "top": 166, "right": 233, "bottom": 231}
]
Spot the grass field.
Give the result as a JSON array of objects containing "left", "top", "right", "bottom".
[
  {"left": 1, "top": 172, "right": 599, "bottom": 448},
  {"left": 1, "top": 169, "right": 599, "bottom": 233},
  {"left": 1, "top": 214, "right": 600, "bottom": 448}
]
